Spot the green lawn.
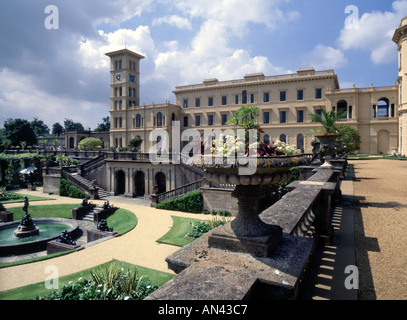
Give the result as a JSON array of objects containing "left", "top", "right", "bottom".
[
  {"left": 156, "top": 216, "right": 205, "bottom": 247},
  {"left": 0, "top": 260, "right": 174, "bottom": 300}
]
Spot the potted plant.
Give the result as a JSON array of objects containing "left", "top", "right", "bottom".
[{"left": 308, "top": 109, "right": 346, "bottom": 168}]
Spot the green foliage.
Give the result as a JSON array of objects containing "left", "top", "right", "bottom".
[
  {"left": 35, "top": 261, "right": 158, "bottom": 300},
  {"left": 185, "top": 215, "right": 231, "bottom": 238},
  {"left": 336, "top": 124, "right": 361, "bottom": 152},
  {"left": 308, "top": 109, "right": 347, "bottom": 134},
  {"left": 59, "top": 178, "right": 88, "bottom": 199},
  {"left": 94, "top": 116, "right": 110, "bottom": 132},
  {"left": 128, "top": 136, "right": 143, "bottom": 152},
  {"left": 64, "top": 118, "right": 85, "bottom": 132},
  {"left": 155, "top": 190, "right": 203, "bottom": 213},
  {"left": 51, "top": 122, "right": 64, "bottom": 136},
  {"left": 1, "top": 118, "right": 37, "bottom": 147},
  {"left": 78, "top": 137, "right": 103, "bottom": 151},
  {"left": 0, "top": 186, "right": 23, "bottom": 201},
  {"left": 226, "top": 105, "right": 261, "bottom": 130}
]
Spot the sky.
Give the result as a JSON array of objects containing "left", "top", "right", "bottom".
[{"left": 1, "top": 0, "right": 407, "bottom": 131}]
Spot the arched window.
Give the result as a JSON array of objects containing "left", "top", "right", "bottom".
[
  {"left": 157, "top": 112, "right": 163, "bottom": 126},
  {"left": 297, "top": 134, "right": 304, "bottom": 150},
  {"left": 279, "top": 134, "right": 287, "bottom": 143},
  {"left": 242, "top": 90, "right": 247, "bottom": 104},
  {"left": 136, "top": 114, "right": 141, "bottom": 128},
  {"left": 264, "top": 134, "right": 270, "bottom": 144},
  {"left": 378, "top": 98, "right": 390, "bottom": 118},
  {"left": 337, "top": 100, "right": 348, "bottom": 119}
]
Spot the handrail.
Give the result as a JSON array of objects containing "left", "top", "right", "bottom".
[{"left": 151, "top": 179, "right": 205, "bottom": 206}]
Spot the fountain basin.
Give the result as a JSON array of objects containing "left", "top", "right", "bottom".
[{"left": 0, "top": 218, "right": 79, "bottom": 256}]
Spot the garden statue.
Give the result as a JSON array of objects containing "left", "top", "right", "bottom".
[
  {"left": 98, "top": 219, "right": 113, "bottom": 232},
  {"left": 56, "top": 230, "right": 76, "bottom": 246},
  {"left": 14, "top": 196, "right": 40, "bottom": 237}
]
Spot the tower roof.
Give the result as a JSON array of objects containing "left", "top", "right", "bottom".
[{"left": 105, "top": 48, "right": 145, "bottom": 60}]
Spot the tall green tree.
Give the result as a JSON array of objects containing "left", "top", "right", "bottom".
[
  {"left": 52, "top": 122, "right": 64, "bottom": 136},
  {"left": 2, "top": 118, "right": 37, "bottom": 147},
  {"left": 64, "top": 118, "right": 85, "bottom": 132},
  {"left": 30, "top": 117, "right": 50, "bottom": 136},
  {"left": 95, "top": 116, "right": 110, "bottom": 132}
]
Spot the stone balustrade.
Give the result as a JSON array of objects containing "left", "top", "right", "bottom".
[{"left": 146, "top": 158, "right": 347, "bottom": 300}]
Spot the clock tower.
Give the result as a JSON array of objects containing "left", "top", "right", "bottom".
[{"left": 105, "top": 49, "right": 145, "bottom": 149}]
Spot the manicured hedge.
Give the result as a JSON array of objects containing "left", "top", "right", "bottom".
[
  {"left": 59, "top": 178, "right": 88, "bottom": 199},
  {"left": 155, "top": 190, "right": 203, "bottom": 213}
]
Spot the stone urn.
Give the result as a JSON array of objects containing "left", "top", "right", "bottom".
[
  {"left": 315, "top": 133, "right": 340, "bottom": 168},
  {"left": 201, "top": 155, "right": 310, "bottom": 257}
]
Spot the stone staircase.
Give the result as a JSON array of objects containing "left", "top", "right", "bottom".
[{"left": 68, "top": 173, "right": 111, "bottom": 198}]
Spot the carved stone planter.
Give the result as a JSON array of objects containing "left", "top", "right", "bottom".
[
  {"left": 202, "top": 155, "right": 310, "bottom": 257},
  {"left": 315, "top": 134, "right": 340, "bottom": 168}
]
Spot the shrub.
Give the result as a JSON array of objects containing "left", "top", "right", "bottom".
[
  {"left": 156, "top": 190, "right": 203, "bottom": 213},
  {"left": 59, "top": 178, "right": 88, "bottom": 199},
  {"left": 35, "top": 261, "right": 158, "bottom": 300}
]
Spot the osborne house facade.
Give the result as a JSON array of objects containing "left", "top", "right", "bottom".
[{"left": 83, "top": 17, "right": 407, "bottom": 197}]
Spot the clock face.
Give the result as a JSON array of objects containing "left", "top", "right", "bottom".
[
  {"left": 129, "top": 73, "right": 135, "bottom": 83},
  {"left": 115, "top": 73, "right": 121, "bottom": 81}
]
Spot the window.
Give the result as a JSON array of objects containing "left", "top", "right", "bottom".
[
  {"left": 263, "top": 112, "right": 270, "bottom": 124},
  {"left": 208, "top": 114, "right": 214, "bottom": 126},
  {"left": 280, "top": 110, "right": 287, "bottom": 123},
  {"left": 297, "top": 110, "right": 304, "bottom": 123},
  {"left": 280, "top": 91, "right": 286, "bottom": 102},
  {"left": 280, "top": 134, "right": 287, "bottom": 143},
  {"left": 315, "top": 88, "right": 322, "bottom": 99},
  {"left": 372, "top": 105, "right": 376, "bottom": 118},
  {"left": 264, "top": 134, "right": 270, "bottom": 144},
  {"left": 349, "top": 106, "right": 353, "bottom": 119},
  {"left": 183, "top": 116, "right": 188, "bottom": 127},
  {"left": 235, "top": 95, "right": 239, "bottom": 104},
  {"left": 297, "top": 134, "right": 304, "bottom": 150},
  {"left": 315, "top": 108, "right": 322, "bottom": 117},
  {"left": 183, "top": 99, "right": 188, "bottom": 108},
  {"left": 221, "top": 114, "right": 227, "bottom": 125},
  {"left": 222, "top": 96, "right": 227, "bottom": 105},
  {"left": 136, "top": 114, "right": 141, "bottom": 128},
  {"left": 157, "top": 112, "right": 163, "bottom": 126},
  {"left": 208, "top": 97, "right": 214, "bottom": 106},
  {"left": 196, "top": 98, "right": 200, "bottom": 107},
  {"left": 337, "top": 100, "right": 348, "bottom": 119},
  {"left": 297, "top": 90, "right": 304, "bottom": 100},
  {"left": 195, "top": 115, "right": 201, "bottom": 126},
  {"left": 378, "top": 98, "right": 390, "bottom": 118},
  {"left": 250, "top": 93, "right": 255, "bottom": 104},
  {"left": 391, "top": 104, "right": 395, "bottom": 117},
  {"left": 242, "top": 90, "right": 247, "bottom": 104},
  {"left": 264, "top": 92, "right": 270, "bottom": 103}
]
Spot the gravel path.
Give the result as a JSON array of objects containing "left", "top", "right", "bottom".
[{"left": 351, "top": 159, "right": 407, "bottom": 300}]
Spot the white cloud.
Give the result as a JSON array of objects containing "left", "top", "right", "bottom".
[
  {"left": 0, "top": 68, "right": 106, "bottom": 129},
  {"left": 78, "top": 26, "right": 155, "bottom": 70},
  {"left": 338, "top": 0, "right": 407, "bottom": 64},
  {"left": 152, "top": 15, "right": 192, "bottom": 30},
  {"left": 303, "top": 45, "right": 348, "bottom": 70}
]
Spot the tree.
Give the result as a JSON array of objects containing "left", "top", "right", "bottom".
[
  {"left": 336, "top": 125, "right": 361, "bottom": 153},
  {"left": 128, "top": 136, "right": 142, "bottom": 152},
  {"left": 78, "top": 137, "right": 103, "bottom": 151},
  {"left": 308, "top": 109, "right": 347, "bottom": 135},
  {"left": 31, "top": 117, "right": 50, "bottom": 136},
  {"left": 52, "top": 122, "right": 64, "bottom": 137},
  {"left": 64, "top": 118, "right": 85, "bottom": 132},
  {"left": 2, "top": 118, "right": 37, "bottom": 147},
  {"left": 95, "top": 116, "right": 110, "bottom": 132}
]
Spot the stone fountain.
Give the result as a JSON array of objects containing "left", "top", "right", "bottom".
[{"left": 13, "top": 196, "right": 39, "bottom": 238}]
